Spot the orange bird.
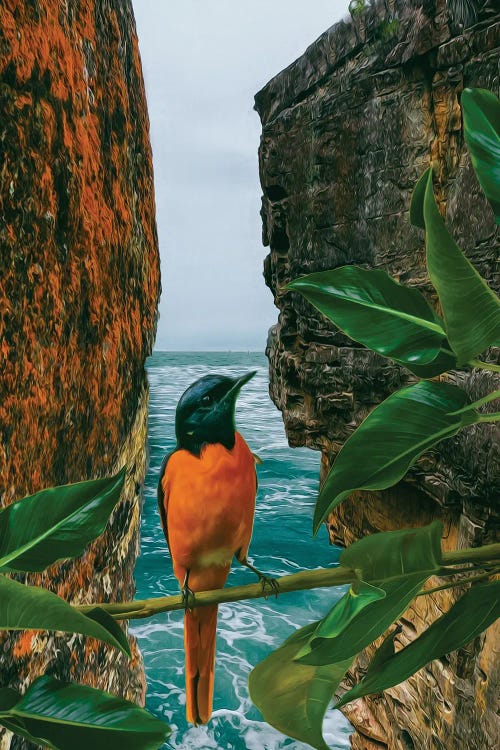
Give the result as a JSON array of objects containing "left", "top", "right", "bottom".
[{"left": 157, "top": 372, "right": 276, "bottom": 725}]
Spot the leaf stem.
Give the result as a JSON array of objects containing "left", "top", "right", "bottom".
[
  {"left": 73, "top": 542, "right": 500, "bottom": 621},
  {"left": 469, "top": 359, "right": 500, "bottom": 373},
  {"left": 448, "top": 389, "right": 500, "bottom": 416},
  {"left": 437, "top": 565, "right": 483, "bottom": 576},
  {"left": 417, "top": 568, "right": 500, "bottom": 597},
  {"left": 478, "top": 413, "right": 500, "bottom": 422}
]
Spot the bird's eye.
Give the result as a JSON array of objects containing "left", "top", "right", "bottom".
[{"left": 201, "top": 394, "right": 212, "bottom": 406}]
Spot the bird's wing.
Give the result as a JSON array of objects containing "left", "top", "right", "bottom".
[{"left": 157, "top": 450, "right": 176, "bottom": 547}]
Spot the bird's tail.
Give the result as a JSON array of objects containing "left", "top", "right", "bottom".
[{"left": 184, "top": 604, "right": 218, "bottom": 724}]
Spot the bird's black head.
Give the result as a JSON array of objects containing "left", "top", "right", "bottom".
[{"left": 175, "top": 371, "right": 256, "bottom": 455}]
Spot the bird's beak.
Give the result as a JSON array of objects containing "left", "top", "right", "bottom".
[{"left": 223, "top": 370, "right": 257, "bottom": 402}]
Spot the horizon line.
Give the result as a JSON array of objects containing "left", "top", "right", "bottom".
[{"left": 150, "top": 349, "right": 266, "bottom": 354}]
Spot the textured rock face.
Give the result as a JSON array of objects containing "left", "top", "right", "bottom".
[
  {"left": 0, "top": 1, "right": 159, "bottom": 748},
  {"left": 256, "top": 1, "right": 499, "bottom": 748}
]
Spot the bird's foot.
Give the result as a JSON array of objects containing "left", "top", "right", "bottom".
[
  {"left": 257, "top": 573, "right": 280, "bottom": 600},
  {"left": 181, "top": 584, "right": 196, "bottom": 612},
  {"left": 236, "top": 554, "right": 280, "bottom": 599}
]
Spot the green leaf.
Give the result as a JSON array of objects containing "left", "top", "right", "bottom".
[
  {"left": 359, "top": 625, "right": 401, "bottom": 673},
  {"left": 0, "top": 575, "right": 130, "bottom": 657},
  {"left": 0, "top": 470, "right": 125, "bottom": 572},
  {"left": 0, "top": 689, "right": 25, "bottom": 741},
  {"left": 295, "top": 582, "right": 385, "bottom": 661},
  {"left": 0, "top": 688, "right": 20, "bottom": 713},
  {"left": 0, "top": 676, "right": 169, "bottom": 750},
  {"left": 422, "top": 168, "right": 500, "bottom": 364},
  {"left": 298, "top": 575, "right": 424, "bottom": 667},
  {"left": 83, "top": 608, "right": 131, "bottom": 656},
  {"left": 398, "top": 347, "right": 457, "bottom": 378},
  {"left": 314, "top": 381, "right": 477, "bottom": 533},
  {"left": 287, "top": 266, "right": 453, "bottom": 374},
  {"left": 462, "top": 88, "right": 500, "bottom": 223},
  {"left": 340, "top": 520, "right": 443, "bottom": 580},
  {"left": 296, "top": 524, "right": 442, "bottom": 666},
  {"left": 336, "top": 581, "right": 500, "bottom": 707},
  {"left": 249, "top": 622, "right": 352, "bottom": 750},
  {"left": 409, "top": 168, "right": 427, "bottom": 229},
  {"left": 309, "top": 581, "right": 386, "bottom": 642}
]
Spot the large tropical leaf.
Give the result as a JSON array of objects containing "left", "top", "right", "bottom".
[
  {"left": 297, "top": 523, "right": 442, "bottom": 665},
  {"left": 336, "top": 580, "right": 500, "bottom": 707},
  {"left": 0, "top": 676, "right": 169, "bottom": 750},
  {"left": 411, "top": 168, "right": 500, "bottom": 365},
  {"left": 461, "top": 88, "right": 500, "bottom": 223},
  {"left": 313, "top": 381, "right": 478, "bottom": 533},
  {"left": 339, "top": 520, "right": 443, "bottom": 581},
  {"left": 0, "top": 689, "right": 19, "bottom": 712},
  {"left": 0, "top": 575, "right": 130, "bottom": 656},
  {"left": 296, "top": 576, "right": 421, "bottom": 667},
  {"left": 287, "top": 266, "right": 455, "bottom": 375},
  {"left": 249, "top": 622, "right": 352, "bottom": 750},
  {"left": 400, "top": 348, "right": 457, "bottom": 378},
  {"left": 299, "top": 581, "right": 386, "bottom": 650},
  {"left": 0, "top": 470, "right": 125, "bottom": 572}
]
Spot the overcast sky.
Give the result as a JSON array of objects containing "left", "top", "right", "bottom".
[{"left": 132, "top": 1, "right": 348, "bottom": 351}]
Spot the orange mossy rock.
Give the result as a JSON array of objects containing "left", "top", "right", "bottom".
[
  {"left": 0, "top": 0, "right": 159, "bottom": 724},
  {"left": 12, "top": 632, "right": 35, "bottom": 661}
]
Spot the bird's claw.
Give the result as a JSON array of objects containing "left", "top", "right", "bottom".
[
  {"left": 237, "top": 555, "right": 280, "bottom": 599},
  {"left": 181, "top": 585, "right": 196, "bottom": 612},
  {"left": 259, "top": 574, "right": 280, "bottom": 599}
]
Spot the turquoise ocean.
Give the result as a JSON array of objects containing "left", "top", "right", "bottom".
[{"left": 131, "top": 351, "right": 352, "bottom": 749}]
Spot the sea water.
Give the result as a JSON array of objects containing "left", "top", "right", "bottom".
[{"left": 131, "top": 351, "right": 352, "bottom": 749}]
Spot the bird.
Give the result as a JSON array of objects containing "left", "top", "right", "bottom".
[{"left": 157, "top": 371, "right": 277, "bottom": 725}]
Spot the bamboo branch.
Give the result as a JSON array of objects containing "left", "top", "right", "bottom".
[
  {"left": 75, "top": 542, "right": 500, "bottom": 621},
  {"left": 441, "top": 543, "right": 500, "bottom": 566},
  {"left": 77, "top": 566, "right": 358, "bottom": 620}
]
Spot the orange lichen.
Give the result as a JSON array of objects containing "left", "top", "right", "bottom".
[
  {"left": 13, "top": 631, "right": 35, "bottom": 660},
  {"left": 0, "top": 0, "right": 159, "bottom": 703}
]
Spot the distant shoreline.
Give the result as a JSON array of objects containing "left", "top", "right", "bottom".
[{"left": 150, "top": 350, "right": 265, "bottom": 354}]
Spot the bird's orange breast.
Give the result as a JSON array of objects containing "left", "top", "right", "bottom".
[{"left": 162, "top": 431, "right": 257, "bottom": 588}]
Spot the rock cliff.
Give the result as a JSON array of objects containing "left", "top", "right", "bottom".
[
  {"left": 256, "top": 1, "right": 499, "bottom": 748},
  {"left": 0, "top": 1, "right": 159, "bottom": 748}
]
